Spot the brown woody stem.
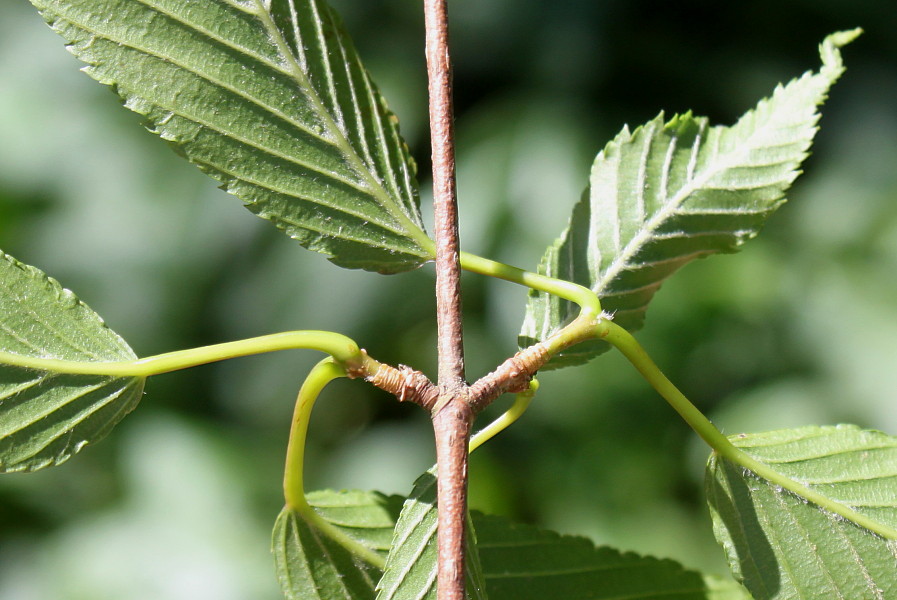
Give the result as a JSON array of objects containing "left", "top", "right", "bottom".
[
  {"left": 424, "top": 0, "right": 471, "bottom": 598},
  {"left": 431, "top": 398, "right": 473, "bottom": 600},
  {"left": 426, "top": 0, "right": 465, "bottom": 387}
]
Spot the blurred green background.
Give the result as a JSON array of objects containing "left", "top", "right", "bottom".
[{"left": 1, "top": 0, "right": 896, "bottom": 597}]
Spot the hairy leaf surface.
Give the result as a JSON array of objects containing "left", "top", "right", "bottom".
[
  {"left": 706, "top": 425, "right": 897, "bottom": 600},
  {"left": 274, "top": 490, "right": 402, "bottom": 600},
  {"left": 376, "top": 469, "right": 488, "bottom": 600},
  {"left": 520, "top": 30, "right": 859, "bottom": 368},
  {"left": 29, "top": 0, "right": 433, "bottom": 273},
  {"left": 0, "top": 251, "right": 144, "bottom": 472}
]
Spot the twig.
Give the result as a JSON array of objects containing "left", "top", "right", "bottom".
[
  {"left": 424, "top": 0, "right": 471, "bottom": 598},
  {"left": 426, "top": 0, "right": 465, "bottom": 386},
  {"left": 431, "top": 398, "right": 472, "bottom": 600}
]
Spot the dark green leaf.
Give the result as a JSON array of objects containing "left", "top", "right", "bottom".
[
  {"left": 474, "top": 514, "right": 750, "bottom": 600},
  {"left": 29, "top": 0, "right": 433, "bottom": 273}
]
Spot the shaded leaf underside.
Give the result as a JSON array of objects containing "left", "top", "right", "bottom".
[
  {"left": 0, "top": 251, "right": 143, "bottom": 472},
  {"left": 521, "top": 30, "right": 859, "bottom": 368},
  {"left": 707, "top": 424, "right": 897, "bottom": 600},
  {"left": 31, "top": 0, "right": 432, "bottom": 272}
]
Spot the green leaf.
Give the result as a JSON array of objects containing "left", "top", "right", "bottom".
[
  {"left": 0, "top": 251, "right": 144, "bottom": 472},
  {"left": 376, "top": 469, "right": 745, "bottom": 599},
  {"left": 376, "top": 469, "right": 488, "bottom": 600},
  {"left": 273, "top": 489, "right": 402, "bottom": 600},
  {"left": 706, "top": 424, "right": 897, "bottom": 600},
  {"left": 29, "top": 0, "right": 433, "bottom": 273},
  {"left": 473, "top": 514, "right": 751, "bottom": 600},
  {"left": 520, "top": 29, "right": 860, "bottom": 368}
]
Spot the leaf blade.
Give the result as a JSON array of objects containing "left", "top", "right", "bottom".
[
  {"left": 473, "top": 513, "right": 750, "bottom": 600},
  {"left": 706, "top": 424, "right": 897, "bottom": 600},
  {"left": 0, "top": 251, "right": 144, "bottom": 472},
  {"left": 30, "top": 0, "right": 432, "bottom": 272},
  {"left": 273, "top": 489, "right": 403, "bottom": 600},
  {"left": 374, "top": 468, "right": 746, "bottom": 600},
  {"left": 376, "top": 469, "right": 488, "bottom": 600},
  {"left": 521, "top": 30, "right": 859, "bottom": 368}
]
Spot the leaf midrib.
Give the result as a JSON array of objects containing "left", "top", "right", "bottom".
[
  {"left": 593, "top": 113, "right": 791, "bottom": 297},
  {"left": 48, "top": 0, "right": 433, "bottom": 258},
  {"left": 251, "top": 0, "right": 435, "bottom": 256},
  {"left": 138, "top": 0, "right": 338, "bottom": 145}
]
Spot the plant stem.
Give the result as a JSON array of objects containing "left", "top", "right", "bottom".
[
  {"left": 602, "top": 321, "right": 897, "bottom": 540},
  {"left": 424, "top": 0, "right": 471, "bottom": 597},
  {"left": 282, "top": 358, "right": 388, "bottom": 568},
  {"left": 431, "top": 400, "right": 473, "bottom": 600},
  {"left": 427, "top": 0, "right": 465, "bottom": 387},
  {"left": 600, "top": 322, "right": 731, "bottom": 451}
]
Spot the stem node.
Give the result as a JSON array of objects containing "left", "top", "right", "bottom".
[{"left": 368, "top": 363, "right": 439, "bottom": 410}]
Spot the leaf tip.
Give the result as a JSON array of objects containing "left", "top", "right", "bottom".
[
  {"left": 819, "top": 28, "right": 862, "bottom": 78},
  {"left": 827, "top": 27, "right": 863, "bottom": 48}
]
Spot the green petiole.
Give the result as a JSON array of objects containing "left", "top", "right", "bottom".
[
  {"left": 461, "top": 252, "right": 897, "bottom": 539},
  {"left": 602, "top": 320, "right": 897, "bottom": 540},
  {"left": 0, "top": 330, "right": 366, "bottom": 378},
  {"left": 469, "top": 380, "right": 537, "bottom": 453},
  {"left": 280, "top": 370, "right": 539, "bottom": 569},
  {"left": 459, "top": 251, "right": 601, "bottom": 317},
  {"left": 282, "top": 358, "right": 346, "bottom": 511},
  {"left": 280, "top": 358, "right": 388, "bottom": 569}
]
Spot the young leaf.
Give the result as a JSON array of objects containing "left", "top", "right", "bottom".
[
  {"left": 376, "top": 470, "right": 488, "bottom": 600},
  {"left": 520, "top": 30, "right": 860, "bottom": 368},
  {"left": 273, "top": 489, "right": 402, "bottom": 600},
  {"left": 473, "top": 514, "right": 750, "bottom": 600},
  {"left": 706, "top": 425, "right": 897, "bottom": 600},
  {"left": 29, "top": 0, "right": 433, "bottom": 273},
  {"left": 0, "top": 251, "right": 144, "bottom": 472}
]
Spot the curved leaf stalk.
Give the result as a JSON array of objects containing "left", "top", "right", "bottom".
[
  {"left": 602, "top": 321, "right": 897, "bottom": 540},
  {"left": 0, "top": 330, "right": 370, "bottom": 378},
  {"left": 281, "top": 358, "right": 387, "bottom": 569},
  {"left": 280, "top": 368, "right": 536, "bottom": 574},
  {"left": 460, "top": 251, "right": 602, "bottom": 317},
  {"left": 468, "top": 380, "right": 537, "bottom": 453}
]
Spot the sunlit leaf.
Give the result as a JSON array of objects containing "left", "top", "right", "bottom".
[
  {"left": 29, "top": 0, "right": 433, "bottom": 273},
  {"left": 273, "top": 489, "right": 402, "bottom": 600},
  {"left": 520, "top": 30, "right": 860, "bottom": 368},
  {"left": 706, "top": 424, "right": 897, "bottom": 600},
  {"left": 0, "top": 251, "right": 144, "bottom": 472}
]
